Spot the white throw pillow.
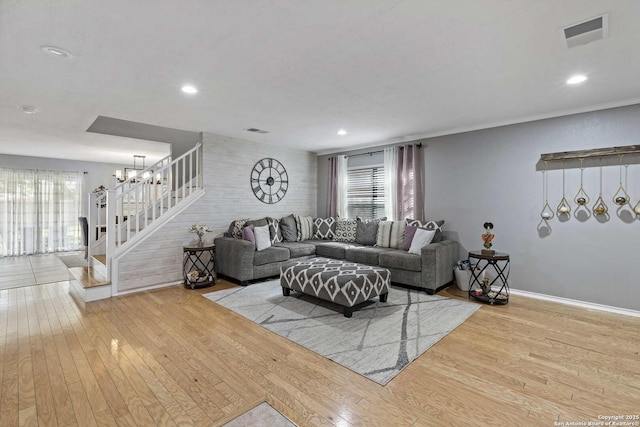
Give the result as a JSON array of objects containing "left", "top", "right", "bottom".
[
  {"left": 254, "top": 225, "right": 272, "bottom": 251},
  {"left": 408, "top": 228, "right": 436, "bottom": 255}
]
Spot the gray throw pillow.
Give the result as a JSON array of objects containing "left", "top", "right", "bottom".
[
  {"left": 227, "top": 219, "right": 248, "bottom": 239},
  {"left": 405, "top": 219, "right": 445, "bottom": 242},
  {"left": 313, "top": 217, "right": 336, "bottom": 240},
  {"left": 245, "top": 217, "right": 269, "bottom": 229},
  {"left": 280, "top": 214, "right": 298, "bottom": 242},
  {"left": 355, "top": 217, "right": 386, "bottom": 246},
  {"left": 267, "top": 217, "right": 283, "bottom": 244}
]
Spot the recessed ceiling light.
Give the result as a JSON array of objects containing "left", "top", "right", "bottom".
[
  {"left": 21, "top": 105, "right": 38, "bottom": 114},
  {"left": 40, "top": 45, "right": 74, "bottom": 59},
  {"left": 567, "top": 74, "right": 587, "bottom": 85},
  {"left": 337, "top": 129, "right": 347, "bottom": 136},
  {"left": 181, "top": 85, "right": 198, "bottom": 94}
]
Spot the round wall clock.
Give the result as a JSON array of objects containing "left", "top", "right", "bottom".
[{"left": 250, "top": 158, "right": 288, "bottom": 204}]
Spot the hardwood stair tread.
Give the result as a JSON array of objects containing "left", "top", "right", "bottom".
[
  {"left": 69, "top": 266, "right": 109, "bottom": 289},
  {"left": 92, "top": 254, "right": 106, "bottom": 265}
]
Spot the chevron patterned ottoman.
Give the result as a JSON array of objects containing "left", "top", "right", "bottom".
[{"left": 280, "top": 257, "right": 390, "bottom": 318}]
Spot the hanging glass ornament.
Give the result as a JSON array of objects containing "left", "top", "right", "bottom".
[
  {"left": 556, "top": 164, "right": 571, "bottom": 216},
  {"left": 573, "top": 158, "right": 590, "bottom": 207},
  {"left": 592, "top": 158, "right": 608, "bottom": 216},
  {"left": 540, "top": 161, "right": 554, "bottom": 220},
  {"left": 634, "top": 200, "right": 640, "bottom": 216},
  {"left": 612, "top": 155, "right": 630, "bottom": 206}
]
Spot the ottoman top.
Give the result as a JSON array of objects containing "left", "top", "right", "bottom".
[{"left": 282, "top": 257, "right": 389, "bottom": 276}]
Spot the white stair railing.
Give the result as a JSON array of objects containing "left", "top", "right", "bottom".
[{"left": 88, "top": 143, "right": 203, "bottom": 280}]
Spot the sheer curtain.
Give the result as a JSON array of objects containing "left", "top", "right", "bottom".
[{"left": 0, "top": 168, "right": 84, "bottom": 256}]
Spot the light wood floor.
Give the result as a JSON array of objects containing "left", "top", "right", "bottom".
[{"left": 0, "top": 278, "right": 638, "bottom": 426}]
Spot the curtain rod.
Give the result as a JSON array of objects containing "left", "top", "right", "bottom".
[{"left": 336, "top": 143, "right": 422, "bottom": 159}]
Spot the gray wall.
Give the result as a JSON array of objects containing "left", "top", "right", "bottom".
[{"left": 317, "top": 104, "right": 640, "bottom": 311}]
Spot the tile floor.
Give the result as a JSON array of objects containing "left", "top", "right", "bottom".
[{"left": 0, "top": 252, "right": 80, "bottom": 291}]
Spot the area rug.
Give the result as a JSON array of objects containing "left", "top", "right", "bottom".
[
  {"left": 223, "top": 402, "right": 296, "bottom": 427},
  {"left": 204, "top": 279, "right": 480, "bottom": 385}
]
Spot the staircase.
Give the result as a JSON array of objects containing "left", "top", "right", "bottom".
[{"left": 78, "top": 143, "right": 205, "bottom": 303}]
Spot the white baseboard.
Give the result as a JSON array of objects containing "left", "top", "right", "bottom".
[
  {"left": 510, "top": 288, "right": 640, "bottom": 318},
  {"left": 113, "top": 281, "right": 182, "bottom": 297}
]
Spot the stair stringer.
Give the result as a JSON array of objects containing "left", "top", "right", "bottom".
[{"left": 110, "top": 188, "right": 206, "bottom": 296}]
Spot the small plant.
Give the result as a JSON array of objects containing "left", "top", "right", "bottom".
[{"left": 188, "top": 224, "right": 211, "bottom": 245}]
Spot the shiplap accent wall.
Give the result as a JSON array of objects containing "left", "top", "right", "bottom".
[{"left": 116, "top": 132, "right": 317, "bottom": 292}]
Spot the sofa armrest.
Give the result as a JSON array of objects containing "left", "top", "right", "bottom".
[
  {"left": 214, "top": 236, "right": 255, "bottom": 282},
  {"left": 420, "top": 239, "right": 458, "bottom": 292}
]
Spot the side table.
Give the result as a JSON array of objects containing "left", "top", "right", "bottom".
[
  {"left": 467, "top": 250, "right": 510, "bottom": 305},
  {"left": 183, "top": 244, "right": 216, "bottom": 289}
]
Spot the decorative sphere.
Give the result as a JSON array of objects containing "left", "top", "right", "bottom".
[
  {"left": 615, "top": 196, "right": 627, "bottom": 205},
  {"left": 541, "top": 211, "right": 552, "bottom": 220},
  {"left": 577, "top": 197, "right": 586, "bottom": 205},
  {"left": 595, "top": 206, "right": 605, "bottom": 214},
  {"left": 559, "top": 206, "right": 570, "bottom": 213}
]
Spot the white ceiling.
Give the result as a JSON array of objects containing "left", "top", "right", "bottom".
[{"left": 2, "top": 0, "right": 640, "bottom": 165}]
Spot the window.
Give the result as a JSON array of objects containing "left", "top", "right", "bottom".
[
  {"left": 346, "top": 166, "right": 385, "bottom": 219},
  {"left": 0, "top": 168, "right": 83, "bottom": 256}
]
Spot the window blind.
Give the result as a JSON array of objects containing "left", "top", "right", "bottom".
[{"left": 346, "top": 166, "right": 385, "bottom": 219}]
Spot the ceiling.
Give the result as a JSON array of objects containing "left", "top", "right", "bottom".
[{"left": 2, "top": 1, "right": 640, "bottom": 165}]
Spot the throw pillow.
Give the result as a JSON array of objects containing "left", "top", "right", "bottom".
[
  {"left": 355, "top": 217, "right": 386, "bottom": 246},
  {"left": 405, "top": 219, "right": 445, "bottom": 242},
  {"left": 267, "top": 217, "right": 283, "bottom": 244},
  {"left": 280, "top": 214, "right": 298, "bottom": 242},
  {"left": 242, "top": 224, "right": 256, "bottom": 247},
  {"left": 227, "top": 219, "right": 248, "bottom": 239},
  {"left": 408, "top": 228, "right": 436, "bottom": 255},
  {"left": 334, "top": 218, "right": 357, "bottom": 242},
  {"left": 295, "top": 215, "right": 314, "bottom": 241},
  {"left": 254, "top": 225, "right": 272, "bottom": 251},
  {"left": 313, "top": 217, "right": 336, "bottom": 240},
  {"left": 376, "top": 221, "right": 406, "bottom": 249},
  {"left": 402, "top": 225, "right": 418, "bottom": 251}
]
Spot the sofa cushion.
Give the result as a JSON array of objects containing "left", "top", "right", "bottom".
[
  {"left": 280, "top": 214, "right": 298, "bottom": 242},
  {"left": 246, "top": 217, "right": 269, "bottom": 229},
  {"left": 267, "top": 217, "right": 283, "bottom": 244},
  {"left": 295, "top": 215, "right": 314, "bottom": 241},
  {"left": 253, "top": 246, "right": 289, "bottom": 266},
  {"left": 274, "top": 241, "right": 316, "bottom": 258},
  {"left": 345, "top": 246, "right": 394, "bottom": 265},
  {"left": 315, "top": 241, "right": 361, "bottom": 259},
  {"left": 313, "top": 217, "right": 336, "bottom": 240},
  {"left": 334, "top": 218, "right": 357, "bottom": 242},
  {"left": 379, "top": 250, "right": 422, "bottom": 272},
  {"left": 376, "top": 221, "right": 406, "bottom": 249},
  {"left": 355, "top": 217, "right": 386, "bottom": 245},
  {"left": 405, "top": 219, "right": 445, "bottom": 242}
]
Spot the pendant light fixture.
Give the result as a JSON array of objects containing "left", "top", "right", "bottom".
[
  {"left": 574, "top": 158, "right": 590, "bottom": 208},
  {"left": 592, "top": 157, "right": 608, "bottom": 216},
  {"left": 556, "top": 162, "right": 571, "bottom": 216},
  {"left": 612, "top": 155, "right": 630, "bottom": 206},
  {"left": 540, "top": 161, "right": 554, "bottom": 220}
]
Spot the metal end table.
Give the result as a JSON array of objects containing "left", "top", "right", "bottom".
[
  {"left": 467, "top": 250, "right": 510, "bottom": 305},
  {"left": 183, "top": 244, "right": 216, "bottom": 289}
]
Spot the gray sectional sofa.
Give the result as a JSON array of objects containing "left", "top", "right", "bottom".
[{"left": 214, "top": 215, "right": 458, "bottom": 294}]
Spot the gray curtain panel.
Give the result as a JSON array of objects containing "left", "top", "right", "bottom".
[
  {"left": 327, "top": 156, "right": 338, "bottom": 217},
  {"left": 397, "top": 144, "right": 424, "bottom": 221}
]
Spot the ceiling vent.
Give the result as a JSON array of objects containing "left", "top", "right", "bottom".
[
  {"left": 245, "top": 127, "right": 269, "bottom": 134},
  {"left": 560, "top": 13, "right": 608, "bottom": 48}
]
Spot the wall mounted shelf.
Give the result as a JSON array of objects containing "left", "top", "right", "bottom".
[{"left": 540, "top": 144, "right": 640, "bottom": 162}]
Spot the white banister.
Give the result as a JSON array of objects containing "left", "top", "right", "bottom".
[{"left": 86, "top": 143, "right": 204, "bottom": 282}]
